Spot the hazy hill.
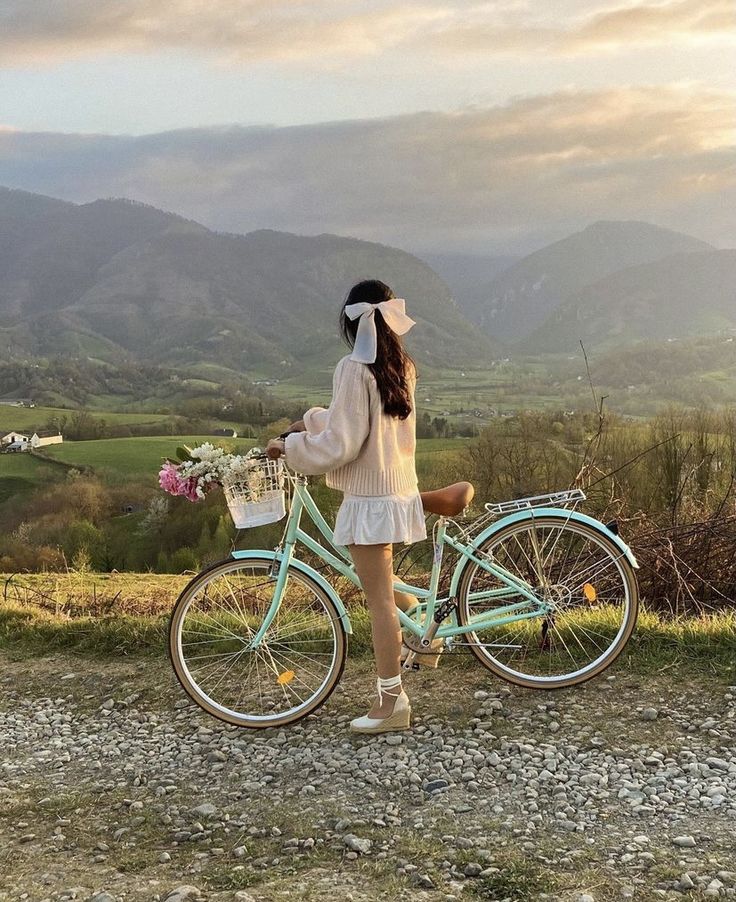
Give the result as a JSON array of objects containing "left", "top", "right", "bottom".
[
  {"left": 523, "top": 250, "right": 736, "bottom": 352},
  {"left": 480, "top": 220, "right": 713, "bottom": 341},
  {"left": 0, "top": 188, "right": 497, "bottom": 371},
  {"left": 417, "top": 252, "right": 518, "bottom": 324}
]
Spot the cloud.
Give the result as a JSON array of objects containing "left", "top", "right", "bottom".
[
  {"left": 0, "top": 0, "right": 732, "bottom": 67},
  {"left": 425, "top": 0, "right": 736, "bottom": 57},
  {"left": 0, "top": 85, "right": 733, "bottom": 252},
  {"left": 564, "top": 0, "right": 736, "bottom": 51},
  {"left": 0, "top": 1, "right": 450, "bottom": 66}
]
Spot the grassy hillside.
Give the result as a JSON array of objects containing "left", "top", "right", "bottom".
[
  {"left": 0, "top": 454, "right": 63, "bottom": 504},
  {"left": 33, "top": 434, "right": 471, "bottom": 484},
  {"left": 36, "top": 435, "right": 257, "bottom": 483},
  {"left": 0, "top": 404, "right": 177, "bottom": 431}
]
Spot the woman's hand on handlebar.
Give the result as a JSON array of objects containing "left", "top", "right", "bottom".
[{"left": 266, "top": 438, "right": 285, "bottom": 460}]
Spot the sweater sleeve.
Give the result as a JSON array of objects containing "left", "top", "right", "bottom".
[
  {"left": 303, "top": 405, "right": 329, "bottom": 434},
  {"left": 284, "top": 357, "right": 370, "bottom": 475}
]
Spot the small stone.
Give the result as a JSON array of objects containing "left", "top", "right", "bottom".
[
  {"left": 189, "top": 803, "right": 217, "bottom": 819},
  {"left": 100, "top": 698, "right": 115, "bottom": 710},
  {"left": 424, "top": 780, "right": 450, "bottom": 793},
  {"left": 641, "top": 708, "right": 658, "bottom": 721},
  {"left": 343, "top": 834, "right": 372, "bottom": 855},
  {"left": 705, "top": 756, "right": 730, "bottom": 770},
  {"left": 159, "top": 852, "right": 171, "bottom": 863},
  {"left": 672, "top": 835, "right": 696, "bottom": 848},
  {"left": 164, "top": 887, "right": 202, "bottom": 902},
  {"left": 207, "top": 750, "right": 227, "bottom": 763},
  {"left": 89, "top": 894, "right": 116, "bottom": 902}
]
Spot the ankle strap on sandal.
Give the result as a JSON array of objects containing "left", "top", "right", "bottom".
[{"left": 377, "top": 674, "right": 402, "bottom": 705}]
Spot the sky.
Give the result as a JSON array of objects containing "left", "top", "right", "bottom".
[{"left": 0, "top": 0, "right": 734, "bottom": 254}]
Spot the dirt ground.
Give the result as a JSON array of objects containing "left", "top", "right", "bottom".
[{"left": 0, "top": 650, "right": 734, "bottom": 902}]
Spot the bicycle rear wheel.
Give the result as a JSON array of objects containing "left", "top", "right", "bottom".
[
  {"left": 169, "top": 556, "right": 347, "bottom": 728},
  {"left": 456, "top": 515, "right": 638, "bottom": 689}
]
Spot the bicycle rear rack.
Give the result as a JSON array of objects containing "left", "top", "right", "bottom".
[{"left": 484, "top": 489, "right": 586, "bottom": 515}]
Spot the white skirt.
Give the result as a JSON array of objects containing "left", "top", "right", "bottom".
[{"left": 333, "top": 489, "right": 428, "bottom": 546}]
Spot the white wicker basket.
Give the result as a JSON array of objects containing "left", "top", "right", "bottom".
[{"left": 223, "top": 458, "right": 286, "bottom": 528}]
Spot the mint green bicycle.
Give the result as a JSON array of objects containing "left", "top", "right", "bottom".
[{"left": 169, "top": 454, "right": 640, "bottom": 729}]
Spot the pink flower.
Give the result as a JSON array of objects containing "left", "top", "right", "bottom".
[
  {"left": 159, "top": 462, "right": 202, "bottom": 503},
  {"left": 181, "top": 477, "right": 201, "bottom": 502},
  {"left": 159, "top": 462, "right": 184, "bottom": 495}
]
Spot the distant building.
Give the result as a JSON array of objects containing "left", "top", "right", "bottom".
[
  {"left": 30, "top": 432, "right": 63, "bottom": 448},
  {"left": 1, "top": 431, "right": 63, "bottom": 451},
  {"left": 1, "top": 431, "right": 29, "bottom": 446}
]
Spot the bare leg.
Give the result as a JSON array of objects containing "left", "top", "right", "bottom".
[
  {"left": 393, "top": 583, "right": 416, "bottom": 613},
  {"left": 348, "top": 542, "right": 404, "bottom": 718}
]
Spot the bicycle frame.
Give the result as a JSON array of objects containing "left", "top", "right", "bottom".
[{"left": 232, "top": 473, "right": 560, "bottom": 648}]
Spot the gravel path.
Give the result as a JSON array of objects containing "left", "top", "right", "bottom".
[{"left": 0, "top": 652, "right": 734, "bottom": 902}]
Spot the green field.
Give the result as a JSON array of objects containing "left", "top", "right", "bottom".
[
  {"left": 33, "top": 435, "right": 469, "bottom": 481},
  {"left": 267, "top": 359, "right": 581, "bottom": 425},
  {"left": 0, "top": 404, "right": 177, "bottom": 431},
  {"left": 36, "top": 435, "right": 258, "bottom": 483},
  {"left": 1, "top": 434, "right": 473, "bottom": 495},
  {"left": 0, "top": 454, "right": 63, "bottom": 503}
]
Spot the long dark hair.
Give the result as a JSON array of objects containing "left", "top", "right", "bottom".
[{"left": 339, "top": 279, "right": 417, "bottom": 419}]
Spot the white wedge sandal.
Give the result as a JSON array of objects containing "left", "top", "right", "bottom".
[{"left": 349, "top": 674, "right": 411, "bottom": 734}]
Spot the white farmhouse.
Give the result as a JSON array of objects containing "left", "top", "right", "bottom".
[
  {"left": 1, "top": 431, "right": 63, "bottom": 452},
  {"left": 1, "top": 431, "right": 29, "bottom": 446},
  {"left": 30, "top": 432, "right": 63, "bottom": 448}
]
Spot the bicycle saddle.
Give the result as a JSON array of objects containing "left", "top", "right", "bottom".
[{"left": 420, "top": 481, "right": 475, "bottom": 516}]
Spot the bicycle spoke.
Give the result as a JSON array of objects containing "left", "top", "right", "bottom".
[
  {"left": 458, "top": 517, "right": 637, "bottom": 686},
  {"left": 171, "top": 559, "right": 343, "bottom": 726}
]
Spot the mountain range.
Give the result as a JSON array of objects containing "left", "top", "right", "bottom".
[
  {"left": 522, "top": 249, "right": 736, "bottom": 352},
  {"left": 1, "top": 188, "right": 733, "bottom": 372},
  {"left": 0, "top": 187, "right": 497, "bottom": 373},
  {"left": 479, "top": 220, "right": 717, "bottom": 343}
]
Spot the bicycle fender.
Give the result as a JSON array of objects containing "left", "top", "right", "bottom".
[
  {"left": 449, "top": 507, "right": 639, "bottom": 595},
  {"left": 231, "top": 549, "right": 353, "bottom": 634}
]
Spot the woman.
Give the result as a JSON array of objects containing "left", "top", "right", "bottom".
[{"left": 265, "top": 279, "right": 431, "bottom": 734}]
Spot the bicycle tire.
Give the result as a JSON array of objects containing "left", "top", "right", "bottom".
[
  {"left": 169, "top": 555, "right": 348, "bottom": 728},
  {"left": 456, "top": 514, "right": 639, "bottom": 689}
]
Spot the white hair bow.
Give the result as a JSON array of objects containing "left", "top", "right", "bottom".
[{"left": 344, "top": 297, "right": 416, "bottom": 364}]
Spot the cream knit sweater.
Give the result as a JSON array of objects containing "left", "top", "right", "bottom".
[{"left": 283, "top": 353, "right": 419, "bottom": 496}]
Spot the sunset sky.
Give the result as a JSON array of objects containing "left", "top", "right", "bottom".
[{"left": 1, "top": 0, "right": 734, "bottom": 253}]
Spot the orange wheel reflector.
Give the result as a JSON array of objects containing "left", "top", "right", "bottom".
[
  {"left": 583, "top": 583, "right": 597, "bottom": 602},
  {"left": 277, "top": 670, "right": 295, "bottom": 685}
]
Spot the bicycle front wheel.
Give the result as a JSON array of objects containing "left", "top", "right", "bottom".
[
  {"left": 456, "top": 515, "right": 639, "bottom": 689},
  {"left": 169, "top": 556, "right": 347, "bottom": 728}
]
